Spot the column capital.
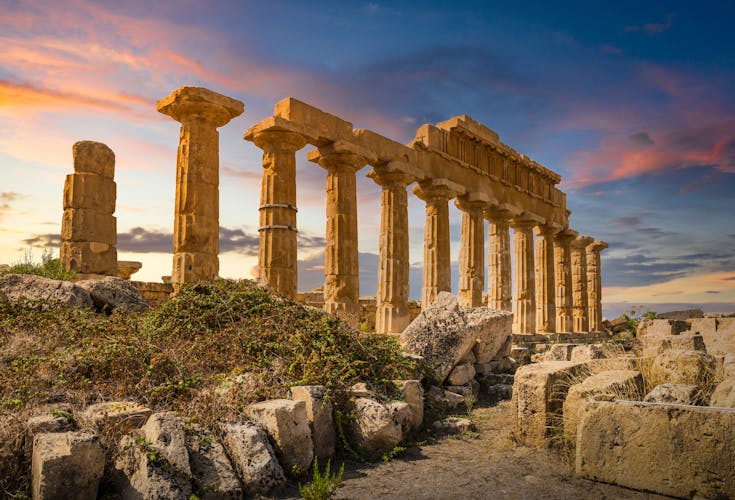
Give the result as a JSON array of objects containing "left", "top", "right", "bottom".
[
  {"left": 412, "top": 179, "right": 459, "bottom": 203},
  {"left": 586, "top": 239, "right": 609, "bottom": 253},
  {"left": 533, "top": 223, "right": 558, "bottom": 238},
  {"left": 484, "top": 203, "right": 515, "bottom": 222},
  {"left": 249, "top": 128, "right": 307, "bottom": 153},
  {"left": 571, "top": 235, "right": 594, "bottom": 249},
  {"left": 454, "top": 196, "right": 487, "bottom": 214},
  {"left": 157, "top": 86, "right": 244, "bottom": 127},
  {"left": 554, "top": 228, "right": 579, "bottom": 244},
  {"left": 308, "top": 145, "right": 366, "bottom": 173},
  {"left": 510, "top": 211, "right": 544, "bottom": 229},
  {"left": 367, "top": 165, "right": 413, "bottom": 188}
]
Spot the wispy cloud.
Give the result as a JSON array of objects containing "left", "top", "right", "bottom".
[{"left": 625, "top": 14, "right": 675, "bottom": 35}]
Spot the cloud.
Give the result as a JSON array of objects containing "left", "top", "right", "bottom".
[
  {"left": 705, "top": 290, "right": 720, "bottom": 294},
  {"left": 629, "top": 132, "right": 654, "bottom": 146},
  {"left": 614, "top": 216, "right": 641, "bottom": 228},
  {"left": 0, "top": 192, "right": 23, "bottom": 222},
  {"left": 21, "top": 233, "right": 61, "bottom": 249},
  {"left": 625, "top": 14, "right": 675, "bottom": 35}
]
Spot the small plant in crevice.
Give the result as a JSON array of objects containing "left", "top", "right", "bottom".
[
  {"left": 298, "top": 457, "right": 344, "bottom": 500},
  {"left": 3, "top": 248, "right": 76, "bottom": 281}
]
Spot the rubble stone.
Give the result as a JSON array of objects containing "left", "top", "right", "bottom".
[
  {"left": 221, "top": 421, "right": 285, "bottom": 496},
  {"left": 289, "top": 385, "right": 335, "bottom": 462}
]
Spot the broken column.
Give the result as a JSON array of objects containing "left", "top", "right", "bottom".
[
  {"left": 413, "top": 179, "right": 459, "bottom": 309},
  {"left": 61, "top": 141, "right": 117, "bottom": 275},
  {"left": 511, "top": 213, "right": 539, "bottom": 334},
  {"left": 308, "top": 145, "right": 365, "bottom": 320},
  {"left": 586, "top": 240, "right": 608, "bottom": 332},
  {"left": 368, "top": 165, "right": 413, "bottom": 334},
  {"left": 571, "top": 235, "right": 594, "bottom": 332},
  {"left": 485, "top": 205, "right": 513, "bottom": 311},
  {"left": 247, "top": 129, "right": 307, "bottom": 298},
  {"left": 157, "top": 86, "right": 244, "bottom": 284},
  {"left": 534, "top": 224, "right": 557, "bottom": 333},
  {"left": 456, "top": 194, "right": 488, "bottom": 307},
  {"left": 553, "top": 229, "right": 578, "bottom": 333}
]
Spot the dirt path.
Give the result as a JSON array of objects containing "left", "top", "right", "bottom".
[{"left": 277, "top": 399, "right": 668, "bottom": 500}]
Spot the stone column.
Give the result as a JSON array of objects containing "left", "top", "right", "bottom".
[
  {"left": 249, "top": 130, "right": 307, "bottom": 298},
  {"left": 511, "top": 214, "right": 539, "bottom": 334},
  {"left": 485, "top": 206, "right": 512, "bottom": 311},
  {"left": 586, "top": 240, "right": 608, "bottom": 332},
  {"left": 61, "top": 141, "right": 117, "bottom": 275},
  {"left": 157, "top": 86, "right": 244, "bottom": 284},
  {"left": 571, "top": 235, "right": 594, "bottom": 332},
  {"left": 413, "top": 181, "right": 457, "bottom": 309},
  {"left": 534, "top": 224, "right": 557, "bottom": 333},
  {"left": 367, "top": 167, "right": 413, "bottom": 334},
  {"left": 553, "top": 229, "right": 578, "bottom": 333},
  {"left": 455, "top": 196, "right": 487, "bottom": 307},
  {"left": 309, "top": 148, "right": 365, "bottom": 320}
]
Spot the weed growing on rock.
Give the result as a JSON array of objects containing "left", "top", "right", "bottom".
[{"left": 298, "top": 457, "right": 344, "bottom": 500}]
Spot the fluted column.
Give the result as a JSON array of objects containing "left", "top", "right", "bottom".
[
  {"left": 485, "top": 206, "right": 512, "bottom": 311},
  {"left": 571, "top": 235, "right": 594, "bottom": 332},
  {"left": 456, "top": 196, "right": 486, "bottom": 307},
  {"left": 553, "top": 229, "right": 578, "bottom": 333},
  {"left": 511, "top": 214, "right": 539, "bottom": 334},
  {"left": 157, "top": 86, "right": 244, "bottom": 284},
  {"left": 367, "top": 167, "right": 413, "bottom": 334},
  {"left": 413, "top": 181, "right": 457, "bottom": 309},
  {"left": 586, "top": 240, "right": 608, "bottom": 332},
  {"left": 534, "top": 224, "right": 556, "bottom": 333},
  {"left": 249, "top": 130, "right": 307, "bottom": 298},
  {"left": 309, "top": 148, "right": 366, "bottom": 321}
]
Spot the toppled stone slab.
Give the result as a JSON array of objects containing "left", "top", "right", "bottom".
[
  {"left": 32, "top": 430, "right": 104, "bottom": 500},
  {"left": 432, "top": 417, "right": 474, "bottom": 435},
  {"left": 563, "top": 370, "right": 643, "bottom": 447},
  {"left": 185, "top": 427, "right": 242, "bottom": 499},
  {"left": 644, "top": 383, "right": 700, "bottom": 405},
  {"left": 576, "top": 400, "right": 735, "bottom": 499},
  {"left": 0, "top": 274, "right": 93, "bottom": 310},
  {"left": 75, "top": 276, "right": 148, "bottom": 312},
  {"left": 289, "top": 385, "right": 335, "bottom": 462},
  {"left": 141, "top": 412, "right": 190, "bottom": 476},
  {"left": 711, "top": 378, "right": 735, "bottom": 408},
  {"left": 641, "top": 333, "right": 706, "bottom": 357},
  {"left": 394, "top": 380, "right": 423, "bottom": 430},
  {"left": 400, "top": 292, "right": 512, "bottom": 384},
  {"left": 82, "top": 401, "right": 151, "bottom": 433},
  {"left": 445, "top": 379, "right": 480, "bottom": 398},
  {"left": 221, "top": 421, "right": 285, "bottom": 496},
  {"left": 245, "top": 399, "right": 314, "bottom": 475},
  {"left": 652, "top": 349, "right": 716, "bottom": 389},
  {"left": 509, "top": 347, "right": 531, "bottom": 365},
  {"left": 447, "top": 363, "right": 475, "bottom": 386},
  {"left": 426, "top": 385, "right": 466, "bottom": 410},
  {"left": 348, "top": 397, "right": 403, "bottom": 454},
  {"left": 569, "top": 343, "right": 625, "bottom": 362},
  {"left": 27, "top": 407, "right": 75, "bottom": 436}
]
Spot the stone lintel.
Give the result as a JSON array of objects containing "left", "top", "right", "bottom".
[
  {"left": 351, "top": 129, "right": 417, "bottom": 164},
  {"left": 511, "top": 211, "right": 545, "bottom": 228},
  {"left": 274, "top": 97, "right": 353, "bottom": 144},
  {"left": 157, "top": 86, "right": 244, "bottom": 127},
  {"left": 572, "top": 235, "right": 594, "bottom": 248},
  {"left": 435, "top": 115, "right": 501, "bottom": 145},
  {"left": 586, "top": 240, "right": 609, "bottom": 252}
]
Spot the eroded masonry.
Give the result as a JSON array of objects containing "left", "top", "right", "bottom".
[{"left": 64, "top": 86, "right": 607, "bottom": 335}]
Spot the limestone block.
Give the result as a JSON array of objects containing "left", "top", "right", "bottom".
[
  {"left": 447, "top": 363, "right": 476, "bottom": 386},
  {"left": 221, "top": 421, "right": 285, "bottom": 496},
  {"left": 569, "top": 343, "right": 625, "bottom": 362},
  {"left": 562, "top": 370, "right": 643, "bottom": 447},
  {"left": 400, "top": 291, "right": 513, "bottom": 383},
  {"left": 445, "top": 379, "right": 480, "bottom": 398},
  {"left": 245, "top": 399, "right": 314, "bottom": 475},
  {"left": 172, "top": 251, "right": 218, "bottom": 283},
  {"left": 485, "top": 383, "right": 513, "bottom": 401},
  {"left": 73, "top": 140, "right": 115, "bottom": 178},
  {"left": 174, "top": 213, "right": 219, "bottom": 254},
  {"left": 478, "top": 373, "right": 514, "bottom": 387},
  {"left": 274, "top": 97, "right": 353, "bottom": 143},
  {"left": 460, "top": 350, "right": 477, "bottom": 364},
  {"left": 511, "top": 361, "right": 586, "bottom": 447},
  {"left": 0, "top": 274, "right": 93, "bottom": 310},
  {"left": 289, "top": 385, "right": 335, "bottom": 462},
  {"left": 32, "top": 430, "right": 104, "bottom": 500},
  {"left": 710, "top": 378, "right": 735, "bottom": 408},
  {"left": 116, "top": 261, "right": 142, "bottom": 280},
  {"left": 141, "top": 412, "right": 190, "bottom": 476},
  {"left": 82, "top": 401, "right": 151, "bottom": 433},
  {"left": 689, "top": 317, "right": 718, "bottom": 334},
  {"left": 644, "top": 384, "right": 699, "bottom": 405},
  {"left": 425, "top": 385, "right": 466, "bottom": 410},
  {"left": 27, "top": 413, "right": 74, "bottom": 436},
  {"left": 75, "top": 276, "right": 148, "bottom": 312},
  {"left": 642, "top": 333, "right": 706, "bottom": 357},
  {"left": 61, "top": 209, "right": 116, "bottom": 245},
  {"left": 509, "top": 346, "right": 531, "bottom": 365},
  {"left": 547, "top": 343, "right": 578, "bottom": 361},
  {"left": 394, "top": 380, "right": 423, "bottom": 430},
  {"left": 349, "top": 382, "right": 373, "bottom": 397},
  {"left": 575, "top": 400, "right": 735, "bottom": 498},
  {"left": 185, "top": 427, "right": 242, "bottom": 499},
  {"left": 386, "top": 401, "right": 413, "bottom": 434},
  {"left": 646, "top": 319, "right": 690, "bottom": 336},
  {"left": 432, "top": 417, "right": 474, "bottom": 435},
  {"left": 61, "top": 241, "right": 117, "bottom": 276},
  {"left": 63, "top": 173, "right": 116, "bottom": 213},
  {"left": 651, "top": 349, "right": 716, "bottom": 388},
  {"left": 348, "top": 397, "right": 403, "bottom": 453},
  {"left": 657, "top": 308, "right": 703, "bottom": 320},
  {"left": 702, "top": 317, "right": 735, "bottom": 356}
]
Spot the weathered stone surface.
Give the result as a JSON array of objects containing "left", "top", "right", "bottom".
[
  {"left": 32, "top": 430, "right": 104, "bottom": 500},
  {"left": 657, "top": 308, "right": 703, "bottom": 320},
  {"left": 63, "top": 172, "right": 116, "bottom": 213},
  {"left": 386, "top": 401, "right": 413, "bottom": 435},
  {"left": 700, "top": 317, "right": 735, "bottom": 356},
  {"left": 576, "top": 400, "right": 735, "bottom": 499},
  {"left": 569, "top": 343, "right": 624, "bottom": 362},
  {"left": 221, "top": 421, "right": 285, "bottom": 496},
  {"left": 645, "top": 319, "right": 690, "bottom": 336},
  {"left": 73, "top": 140, "right": 115, "bottom": 178},
  {"left": 394, "top": 380, "right": 423, "bottom": 430},
  {"left": 511, "top": 216, "right": 536, "bottom": 334},
  {"left": 425, "top": 385, "right": 466, "bottom": 409},
  {"left": 547, "top": 343, "right": 578, "bottom": 361},
  {"left": 27, "top": 413, "right": 75, "bottom": 436},
  {"left": 60, "top": 241, "right": 117, "bottom": 276},
  {"left": 509, "top": 346, "right": 531, "bottom": 365},
  {"left": 511, "top": 361, "right": 585, "bottom": 447},
  {"left": 710, "top": 378, "right": 735, "bottom": 408},
  {"left": 445, "top": 379, "right": 480, "bottom": 398},
  {"left": 348, "top": 397, "right": 403, "bottom": 454},
  {"left": 447, "top": 363, "right": 476, "bottom": 386},
  {"left": 641, "top": 333, "right": 706, "bottom": 357},
  {"left": 0, "top": 274, "right": 93, "bottom": 309},
  {"left": 61, "top": 208, "right": 116, "bottom": 245},
  {"left": 82, "top": 401, "right": 151, "bottom": 433},
  {"left": 75, "top": 276, "right": 148, "bottom": 312},
  {"left": 644, "top": 383, "right": 699, "bottom": 405},
  {"left": 141, "top": 412, "right": 191, "bottom": 476},
  {"left": 651, "top": 349, "right": 716, "bottom": 388},
  {"left": 485, "top": 384, "right": 513, "bottom": 401},
  {"left": 432, "top": 417, "right": 474, "bottom": 435},
  {"left": 245, "top": 399, "right": 313, "bottom": 475},
  {"left": 116, "top": 260, "right": 142, "bottom": 280},
  {"left": 289, "top": 385, "right": 335, "bottom": 462},
  {"left": 400, "top": 292, "right": 512, "bottom": 383},
  {"left": 478, "top": 373, "right": 514, "bottom": 387},
  {"left": 562, "top": 370, "right": 643, "bottom": 447},
  {"left": 185, "top": 427, "right": 242, "bottom": 499}
]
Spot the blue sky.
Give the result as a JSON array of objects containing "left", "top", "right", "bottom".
[{"left": 1, "top": 0, "right": 734, "bottom": 317}]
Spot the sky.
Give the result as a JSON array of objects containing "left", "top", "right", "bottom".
[{"left": 1, "top": 0, "right": 734, "bottom": 319}]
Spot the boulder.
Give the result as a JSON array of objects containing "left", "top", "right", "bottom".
[
  {"left": 445, "top": 379, "right": 480, "bottom": 398},
  {"left": 75, "top": 276, "right": 148, "bottom": 312},
  {"left": 485, "top": 384, "right": 513, "bottom": 401},
  {"left": 27, "top": 414, "right": 75, "bottom": 436},
  {"left": 221, "top": 421, "right": 285, "bottom": 496},
  {"left": 641, "top": 333, "right": 706, "bottom": 357},
  {"left": 82, "top": 401, "right": 151, "bottom": 433},
  {"left": 0, "top": 274, "right": 93, "bottom": 309},
  {"left": 447, "top": 363, "right": 476, "bottom": 386},
  {"left": 32, "top": 430, "right": 104, "bottom": 500},
  {"left": 141, "top": 412, "right": 190, "bottom": 476},
  {"left": 289, "top": 385, "right": 335, "bottom": 462},
  {"left": 245, "top": 399, "right": 314, "bottom": 475},
  {"left": 399, "top": 292, "right": 512, "bottom": 383},
  {"left": 644, "top": 384, "right": 700, "bottom": 405},
  {"left": 348, "top": 397, "right": 403, "bottom": 453},
  {"left": 710, "top": 378, "right": 735, "bottom": 408},
  {"left": 570, "top": 343, "right": 625, "bottom": 362},
  {"left": 432, "top": 417, "right": 474, "bottom": 435},
  {"left": 185, "top": 427, "right": 242, "bottom": 499},
  {"left": 425, "top": 385, "right": 466, "bottom": 410},
  {"left": 651, "top": 349, "right": 717, "bottom": 388},
  {"left": 576, "top": 400, "right": 735, "bottom": 498},
  {"left": 546, "top": 344, "right": 578, "bottom": 361},
  {"left": 509, "top": 347, "right": 531, "bottom": 365},
  {"left": 394, "top": 380, "right": 423, "bottom": 430},
  {"left": 562, "top": 370, "right": 643, "bottom": 447}
]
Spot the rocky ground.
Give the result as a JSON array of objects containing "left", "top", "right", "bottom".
[{"left": 276, "top": 399, "right": 667, "bottom": 500}]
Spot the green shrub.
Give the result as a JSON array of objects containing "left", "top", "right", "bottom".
[
  {"left": 299, "top": 457, "right": 344, "bottom": 500},
  {"left": 2, "top": 248, "right": 76, "bottom": 281}
]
